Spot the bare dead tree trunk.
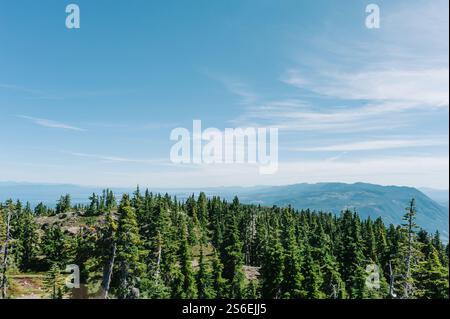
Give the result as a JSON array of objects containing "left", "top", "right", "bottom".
[
  {"left": 388, "top": 260, "right": 395, "bottom": 298},
  {"left": 155, "top": 242, "right": 162, "bottom": 278},
  {"left": 245, "top": 213, "right": 256, "bottom": 266},
  {"left": 101, "top": 243, "right": 116, "bottom": 299},
  {"left": 330, "top": 283, "right": 338, "bottom": 299},
  {"left": 404, "top": 202, "right": 414, "bottom": 298},
  {"left": 1, "top": 210, "right": 11, "bottom": 299}
]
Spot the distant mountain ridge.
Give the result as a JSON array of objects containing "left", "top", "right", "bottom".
[
  {"left": 0, "top": 181, "right": 448, "bottom": 240},
  {"left": 227, "top": 183, "right": 449, "bottom": 240},
  {"left": 420, "top": 187, "right": 449, "bottom": 209}
]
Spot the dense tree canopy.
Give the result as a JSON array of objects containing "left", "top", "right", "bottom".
[{"left": 0, "top": 190, "right": 448, "bottom": 299}]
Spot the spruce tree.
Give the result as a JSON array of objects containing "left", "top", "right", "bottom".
[
  {"left": 42, "top": 224, "right": 68, "bottom": 268},
  {"left": 197, "top": 192, "right": 209, "bottom": 229},
  {"left": 399, "top": 199, "right": 422, "bottom": 298},
  {"left": 56, "top": 194, "right": 71, "bottom": 214},
  {"left": 431, "top": 231, "right": 447, "bottom": 266},
  {"left": 141, "top": 272, "right": 171, "bottom": 299},
  {"left": 34, "top": 202, "right": 48, "bottom": 216},
  {"left": 260, "top": 224, "right": 284, "bottom": 299},
  {"left": 151, "top": 200, "right": 178, "bottom": 296},
  {"left": 86, "top": 193, "right": 99, "bottom": 216},
  {"left": 280, "top": 208, "right": 304, "bottom": 298},
  {"left": 245, "top": 279, "right": 260, "bottom": 299},
  {"left": 18, "top": 204, "right": 38, "bottom": 271},
  {"left": 337, "top": 211, "right": 367, "bottom": 298},
  {"left": 44, "top": 263, "right": 65, "bottom": 299},
  {"left": 311, "top": 222, "right": 346, "bottom": 298},
  {"left": 209, "top": 197, "right": 224, "bottom": 250},
  {"left": 301, "top": 244, "right": 325, "bottom": 299},
  {"left": 211, "top": 250, "right": 228, "bottom": 299},
  {"left": 415, "top": 242, "right": 449, "bottom": 299},
  {"left": 221, "top": 204, "right": 246, "bottom": 299},
  {"left": 177, "top": 218, "right": 197, "bottom": 299},
  {"left": 373, "top": 218, "right": 388, "bottom": 272},
  {"left": 114, "top": 194, "right": 144, "bottom": 299},
  {"left": 363, "top": 218, "right": 378, "bottom": 263},
  {"left": 196, "top": 247, "right": 214, "bottom": 299}
]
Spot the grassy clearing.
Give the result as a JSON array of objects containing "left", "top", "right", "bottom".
[{"left": 8, "top": 272, "right": 46, "bottom": 299}]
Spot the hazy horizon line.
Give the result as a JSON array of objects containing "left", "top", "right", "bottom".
[{"left": 0, "top": 179, "right": 448, "bottom": 192}]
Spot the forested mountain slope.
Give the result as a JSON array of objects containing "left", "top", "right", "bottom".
[{"left": 0, "top": 190, "right": 448, "bottom": 299}]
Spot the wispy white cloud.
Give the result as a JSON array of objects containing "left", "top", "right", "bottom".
[
  {"left": 282, "top": 68, "right": 449, "bottom": 109},
  {"left": 225, "top": 81, "right": 259, "bottom": 105},
  {"left": 84, "top": 121, "right": 179, "bottom": 131},
  {"left": 288, "top": 137, "right": 449, "bottom": 152},
  {"left": 0, "top": 83, "right": 42, "bottom": 94},
  {"left": 232, "top": 0, "right": 449, "bottom": 135},
  {"left": 66, "top": 151, "right": 169, "bottom": 165},
  {"left": 232, "top": 99, "right": 414, "bottom": 133},
  {"left": 205, "top": 72, "right": 259, "bottom": 105},
  {"left": 17, "top": 115, "right": 86, "bottom": 132},
  {"left": 230, "top": 0, "right": 449, "bottom": 134}
]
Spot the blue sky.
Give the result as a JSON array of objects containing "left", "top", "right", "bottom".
[{"left": 0, "top": 0, "right": 448, "bottom": 189}]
